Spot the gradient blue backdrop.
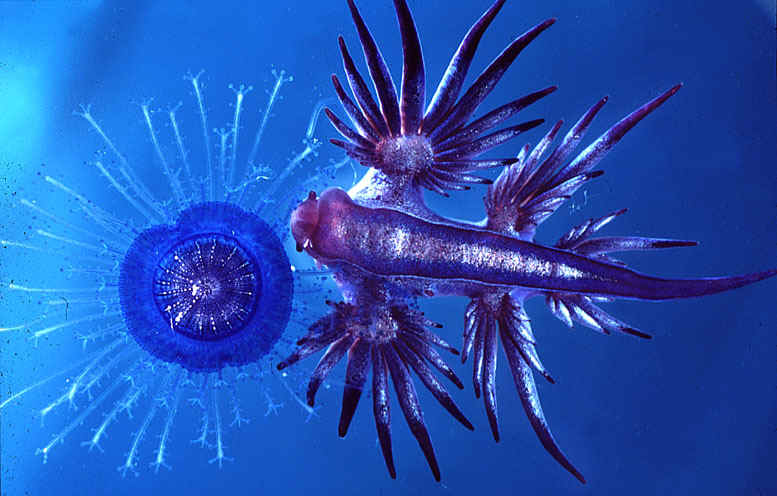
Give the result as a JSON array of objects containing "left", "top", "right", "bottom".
[{"left": 1, "top": 1, "right": 775, "bottom": 495}]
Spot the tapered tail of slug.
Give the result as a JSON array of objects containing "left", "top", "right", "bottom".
[
  {"left": 552, "top": 209, "right": 777, "bottom": 300},
  {"left": 620, "top": 269, "right": 777, "bottom": 300}
]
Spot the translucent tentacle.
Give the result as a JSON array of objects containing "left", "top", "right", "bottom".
[
  {"left": 151, "top": 369, "right": 184, "bottom": 472},
  {"left": 141, "top": 103, "right": 185, "bottom": 209},
  {"left": 186, "top": 71, "right": 215, "bottom": 202},
  {"left": 118, "top": 368, "right": 172, "bottom": 477},
  {"left": 37, "top": 369, "right": 128, "bottom": 464}
]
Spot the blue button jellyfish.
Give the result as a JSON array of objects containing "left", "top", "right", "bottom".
[{"left": 1, "top": 70, "right": 348, "bottom": 475}]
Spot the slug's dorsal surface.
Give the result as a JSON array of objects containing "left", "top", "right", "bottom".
[{"left": 280, "top": 0, "right": 775, "bottom": 484}]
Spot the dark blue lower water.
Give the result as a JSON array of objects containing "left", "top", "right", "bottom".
[{"left": 1, "top": 1, "right": 775, "bottom": 495}]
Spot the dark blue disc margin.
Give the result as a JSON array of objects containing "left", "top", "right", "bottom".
[{"left": 119, "top": 201, "right": 294, "bottom": 372}]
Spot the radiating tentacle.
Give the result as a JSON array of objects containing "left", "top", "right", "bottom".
[
  {"left": 485, "top": 86, "right": 681, "bottom": 236},
  {"left": 471, "top": 318, "right": 485, "bottom": 398},
  {"left": 399, "top": 321, "right": 458, "bottom": 355},
  {"left": 557, "top": 208, "right": 625, "bottom": 247},
  {"left": 546, "top": 293, "right": 653, "bottom": 340},
  {"left": 371, "top": 345, "right": 396, "bottom": 479},
  {"left": 509, "top": 120, "right": 565, "bottom": 196},
  {"left": 347, "top": 0, "right": 402, "bottom": 135},
  {"left": 542, "top": 205, "right": 698, "bottom": 340},
  {"left": 539, "top": 96, "right": 608, "bottom": 176},
  {"left": 417, "top": 174, "right": 450, "bottom": 197},
  {"left": 337, "top": 38, "right": 389, "bottom": 137},
  {"left": 430, "top": 169, "right": 492, "bottom": 187},
  {"left": 434, "top": 86, "right": 557, "bottom": 150},
  {"left": 331, "top": 1, "right": 555, "bottom": 195},
  {"left": 330, "top": 139, "right": 377, "bottom": 165},
  {"left": 554, "top": 208, "right": 697, "bottom": 258},
  {"left": 306, "top": 335, "right": 356, "bottom": 406},
  {"left": 423, "top": 0, "right": 506, "bottom": 131},
  {"left": 325, "top": 108, "right": 375, "bottom": 149},
  {"left": 575, "top": 236, "right": 697, "bottom": 256},
  {"left": 282, "top": 300, "right": 464, "bottom": 480},
  {"left": 383, "top": 344, "right": 441, "bottom": 482},
  {"left": 394, "top": 340, "right": 473, "bottom": 430},
  {"left": 434, "top": 158, "right": 518, "bottom": 170},
  {"left": 277, "top": 337, "right": 336, "bottom": 370},
  {"left": 550, "top": 84, "right": 682, "bottom": 186},
  {"left": 393, "top": 0, "right": 425, "bottom": 134},
  {"left": 402, "top": 332, "right": 464, "bottom": 389},
  {"left": 277, "top": 312, "right": 343, "bottom": 370},
  {"left": 513, "top": 334, "right": 554, "bottom": 383},
  {"left": 431, "top": 19, "right": 556, "bottom": 142},
  {"left": 435, "top": 119, "right": 545, "bottom": 159},
  {"left": 339, "top": 338, "right": 371, "bottom": 437},
  {"left": 482, "top": 314, "right": 500, "bottom": 441},
  {"left": 501, "top": 325, "right": 586, "bottom": 484},
  {"left": 461, "top": 300, "right": 480, "bottom": 363},
  {"left": 331, "top": 74, "right": 380, "bottom": 141}
]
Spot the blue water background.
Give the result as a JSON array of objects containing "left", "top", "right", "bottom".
[{"left": 1, "top": 1, "right": 775, "bottom": 494}]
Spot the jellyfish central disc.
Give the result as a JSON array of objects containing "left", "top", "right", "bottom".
[
  {"left": 152, "top": 233, "right": 261, "bottom": 341},
  {"left": 120, "top": 201, "right": 293, "bottom": 372}
]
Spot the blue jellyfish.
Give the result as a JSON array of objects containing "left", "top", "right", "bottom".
[{"left": 0, "top": 70, "right": 349, "bottom": 475}]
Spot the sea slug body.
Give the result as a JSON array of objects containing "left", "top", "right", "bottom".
[{"left": 280, "top": 0, "right": 776, "bottom": 483}]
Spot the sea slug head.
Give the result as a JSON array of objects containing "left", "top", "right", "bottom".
[{"left": 291, "top": 191, "right": 320, "bottom": 252}]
